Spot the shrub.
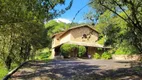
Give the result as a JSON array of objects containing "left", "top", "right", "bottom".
[
  {"left": 60, "top": 44, "right": 71, "bottom": 58},
  {"left": 60, "top": 44, "right": 78, "bottom": 58},
  {"left": 0, "top": 60, "right": 8, "bottom": 80},
  {"left": 93, "top": 53, "right": 101, "bottom": 59},
  {"left": 78, "top": 46, "right": 86, "bottom": 57},
  {"left": 115, "top": 40, "right": 139, "bottom": 55},
  {"left": 35, "top": 48, "right": 51, "bottom": 60},
  {"left": 97, "top": 37, "right": 105, "bottom": 45},
  {"left": 0, "top": 66, "right": 8, "bottom": 80},
  {"left": 101, "top": 52, "right": 112, "bottom": 59},
  {"left": 60, "top": 44, "right": 87, "bottom": 58},
  {"left": 115, "top": 47, "right": 139, "bottom": 55},
  {"left": 38, "top": 52, "right": 51, "bottom": 60}
]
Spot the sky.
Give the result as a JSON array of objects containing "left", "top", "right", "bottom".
[{"left": 54, "top": 0, "right": 90, "bottom": 23}]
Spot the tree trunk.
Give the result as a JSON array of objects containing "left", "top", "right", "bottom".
[{"left": 5, "top": 55, "right": 12, "bottom": 70}]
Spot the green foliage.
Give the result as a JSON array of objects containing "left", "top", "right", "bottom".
[
  {"left": 93, "top": 53, "right": 101, "bottom": 59},
  {"left": 60, "top": 44, "right": 71, "bottom": 57},
  {"left": 35, "top": 48, "right": 51, "bottom": 60},
  {"left": 88, "top": 0, "right": 142, "bottom": 53},
  {"left": 60, "top": 44, "right": 78, "bottom": 57},
  {"left": 36, "top": 52, "right": 51, "bottom": 60},
  {"left": 115, "top": 48, "right": 130, "bottom": 55},
  {"left": 78, "top": 46, "right": 86, "bottom": 57},
  {"left": 95, "top": 10, "right": 112, "bottom": 33},
  {"left": 96, "top": 48, "right": 103, "bottom": 51},
  {"left": 0, "top": 61, "right": 8, "bottom": 79},
  {"left": 60, "top": 44, "right": 87, "bottom": 58},
  {"left": 45, "top": 20, "right": 70, "bottom": 37},
  {"left": 115, "top": 41, "right": 139, "bottom": 55},
  {"left": 97, "top": 36, "right": 106, "bottom": 45},
  {"left": 44, "top": 20, "right": 70, "bottom": 47},
  {"left": 0, "top": 0, "right": 73, "bottom": 70},
  {"left": 101, "top": 52, "right": 112, "bottom": 60},
  {"left": 0, "top": 66, "right": 8, "bottom": 80}
]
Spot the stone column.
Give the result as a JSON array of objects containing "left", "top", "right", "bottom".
[{"left": 49, "top": 48, "right": 55, "bottom": 59}]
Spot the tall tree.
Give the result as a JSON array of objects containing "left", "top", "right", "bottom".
[
  {"left": 44, "top": 20, "right": 70, "bottom": 47},
  {"left": 0, "top": 0, "right": 73, "bottom": 70},
  {"left": 88, "top": 0, "right": 142, "bottom": 53}
]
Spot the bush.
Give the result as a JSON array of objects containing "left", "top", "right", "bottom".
[
  {"left": 60, "top": 44, "right": 87, "bottom": 58},
  {"left": 0, "top": 66, "right": 8, "bottom": 80},
  {"left": 97, "top": 37, "right": 105, "bottom": 45},
  {"left": 115, "top": 41, "right": 139, "bottom": 55},
  {"left": 78, "top": 46, "right": 86, "bottom": 57},
  {"left": 101, "top": 52, "right": 112, "bottom": 59},
  {"left": 115, "top": 47, "right": 139, "bottom": 55},
  {"left": 38, "top": 52, "right": 51, "bottom": 60},
  {"left": 35, "top": 48, "right": 51, "bottom": 60},
  {"left": 93, "top": 53, "right": 101, "bottom": 59},
  {"left": 0, "top": 60, "right": 8, "bottom": 80},
  {"left": 60, "top": 44, "right": 78, "bottom": 58}
]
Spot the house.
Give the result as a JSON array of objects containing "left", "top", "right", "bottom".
[{"left": 51, "top": 25, "right": 109, "bottom": 58}]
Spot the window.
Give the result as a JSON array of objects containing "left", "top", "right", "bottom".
[{"left": 82, "top": 34, "right": 87, "bottom": 39}]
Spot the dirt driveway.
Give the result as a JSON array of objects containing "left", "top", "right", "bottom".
[{"left": 10, "top": 59, "right": 142, "bottom": 80}]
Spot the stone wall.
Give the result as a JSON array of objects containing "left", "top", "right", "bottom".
[{"left": 112, "top": 54, "right": 142, "bottom": 61}]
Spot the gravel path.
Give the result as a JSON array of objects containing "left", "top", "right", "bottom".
[{"left": 10, "top": 59, "right": 142, "bottom": 80}]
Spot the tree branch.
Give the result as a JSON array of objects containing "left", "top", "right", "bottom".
[
  {"left": 113, "top": 0, "right": 134, "bottom": 24},
  {"left": 70, "top": 1, "right": 93, "bottom": 25},
  {"left": 128, "top": 0, "right": 141, "bottom": 29},
  {"left": 98, "top": 1, "right": 142, "bottom": 33},
  {"left": 98, "top": 1, "right": 128, "bottom": 23},
  {"left": 112, "top": 0, "right": 142, "bottom": 32}
]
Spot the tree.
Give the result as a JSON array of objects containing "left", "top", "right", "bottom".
[
  {"left": 87, "top": 0, "right": 142, "bottom": 53},
  {"left": 44, "top": 20, "right": 70, "bottom": 47},
  {"left": 0, "top": 0, "right": 73, "bottom": 70}
]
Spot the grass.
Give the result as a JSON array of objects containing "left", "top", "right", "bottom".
[
  {"left": 0, "top": 60, "right": 19, "bottom": 80},
  {"left": 0, "top": 47, "right": 51, "bottom": 80},
  {"left": 0, "top": 65, "right": 8, "bottom": 80}
]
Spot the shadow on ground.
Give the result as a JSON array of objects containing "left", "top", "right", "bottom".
[
  {"left": 74, "top": 67, "right": 142, "bottom": 80},
  {"left": 10, "top": 60, "right": 100, "bottom": 80},
  {"left": 10, "top": 59, "right": 142, "bottom": 80}
]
